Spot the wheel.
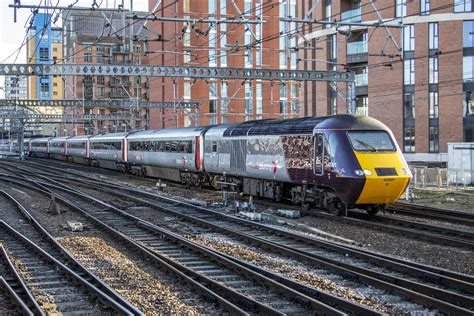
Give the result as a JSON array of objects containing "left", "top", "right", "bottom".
[
  {"left": 328, "top": 201, "right": 342, "bottom": 216},
  {"left": 366, "top": 205, "right": 383, "bottom": 215}
]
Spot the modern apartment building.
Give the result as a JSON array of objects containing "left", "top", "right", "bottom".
[
  {"left": 147, "top": 0, "right": 300, "bottom": 129},
  {"left": 299, "top": 0, "right": 474, "bottom": 162},
  {"left": 62, "top": 9, "right": 150, "bottom": 135},
  {"left": 4, "top": 76, "right": 27, "bottom": 100},
  {"left": 26, "top": 13, "right": 64, "bottom": 135}
]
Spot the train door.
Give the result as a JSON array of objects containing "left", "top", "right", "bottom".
[{"left": 314, "top": 132, "right": 324, "bottom": 175}]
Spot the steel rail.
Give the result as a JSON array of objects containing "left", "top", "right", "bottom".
[
  {"left": 388, "top": 202, "right": 474, "bottom": 226},
  {"left": 0, "top": 221, "right": 132, "bottom": 315},
  {"left": 6, "top": 160, "right": 474, "bottom": 285},
  {"left": 0, "top": 277, "right": 33, "bottom": 316},
  {"left": 0, "top": 246, "right": 42, "bottom": 316},
  {"left": 0, "top": 189, "right": 144, "bottom": 315},
  {"left": 0, "top": 175, "right": 325, "bottom": 315},
  {"left": 1, "top": 170, "right": 473, "bottom": 315}
]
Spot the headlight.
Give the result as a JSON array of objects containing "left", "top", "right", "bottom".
[
  {"left": 364, "top": 169, "right": 372, "bottom": 176},
  {"left": 354, "top": 169, "right": 364, "bottom": 176},
  {"left": 401, "top": 168, "right": 407, "bottom": 175}
]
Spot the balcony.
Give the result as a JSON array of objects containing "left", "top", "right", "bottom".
[
  {"left": 109, "top": 91, "right": 130, "bottom": 98},
  {"left": 110, "top": 80, "right": 131, "bottom": 87},
  {"left": 355, "top": 73, "right": 368, "bottom": 86},
  {"left": 341, "top": 8, "right": 361, "bottom": 23},
  {"left": 347, "top": 41, "right": 368, "bottom": 55}
]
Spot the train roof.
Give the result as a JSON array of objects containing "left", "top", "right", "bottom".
[
  {"left": 89, "top": 132, "right": 128, "bottom": 141},
  {"left": 49, "top": 137, "right": 70, "bottom": 142},
  {"left": 30, "top": 137, "right": 53, "bottom": 143},
  {"left": 222, "top": 115, "right": 389, "bottom": 137},
  {"left": 126, "top": 126, "right": 209, "bottom": 139},
  {"left": 68, "top": 135, "right": 93, "bottom": 141}
]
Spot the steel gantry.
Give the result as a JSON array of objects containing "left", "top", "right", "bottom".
[{"left": 0, "top": 64, "right": 355, "bottom": 82}]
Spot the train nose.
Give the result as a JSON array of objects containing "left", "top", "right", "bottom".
[
  {"left": 356, "top": 171, "right": 411, "bottom": 204},
  {"left": 353, "top": 153, "right": 412, "bottom": 205}
]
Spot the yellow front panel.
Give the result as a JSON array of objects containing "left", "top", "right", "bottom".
[{"left": 355, "top": 152, "right": 411, "bottom": 204}]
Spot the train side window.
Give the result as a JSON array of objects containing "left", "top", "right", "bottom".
[
  {"left": 212, "top": 141, "right": 218, "bottom": 153},
  {"left": 314, "top": 133, "right": 324, "bottom": 175}
]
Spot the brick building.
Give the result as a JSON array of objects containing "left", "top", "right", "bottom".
[
  {"left": 300, "top": 0, "right": 474, "bottom": 162},
  {"left": 147, "top": 0, "right": 301, "bottom": 129},
  {"left": 62, "top": 9, "right": 150, "bottom": 135}
]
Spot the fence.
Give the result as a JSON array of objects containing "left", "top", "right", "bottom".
[{"left": 411, "top": 167, "right": 473, "bottom": 189}]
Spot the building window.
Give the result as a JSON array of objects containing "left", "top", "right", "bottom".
[
  {"left": 429, "top": 23, "right": 439, "bottom": 50},
  {"left": 396, "top": 0, "right": 407, "bottom": 17},
  {"left": 464, "top": 91, "right": 474, "bottom": 116},
  {"left": 221, "top": 82, "right": 228, "bottom": 114},
  {"left": 404, "top": 59, "right": 415, "bottom": 85},
  {"left": 97, "top": 77, "right": 105, "bottom": 85},
  {"left": 454, "top": 0, "right": 472, "bottom": 12},
  {"left": 209, "top": 82, "right": 217, "bottom": 114},
  {"left": 184, "top": 50, "right": 191, "bottom": 64},
  {"left": 421, "top": 0, "right": 430, "bottom": 14},
  {"left": 53, "top": 47, "right": 58, "bottom": 52},
  {"left": 463, "top": 56, "right": 474, "bottom": 82},
  {"left": 256, "top": 82, "right": 263, "bottom": 115},
  {"left": 429, "top": 57, "right": 438, "bottom": 84},
  {"left": 220, "top": 24, "right": 227, "bottom": 67},
  {"left": 403, "top": 25, "right": 415, "bottom": 51},
  {"left": 40, "top": 82, "right": 49, "bottom": 98},
  {"left": 209, "top": 0, "right": 217, "bottom": 14},
  {"left": 53, "top": 91, "right": 58, "bottom": 96},
  {"left": 244, "top": 28, "right": 253, "bottom": 68},
  {"left": 404, "top": 92, "right": 415, "bottom": 119},
  {"left": 84, "top": 45, "right": 92, "bottom": 62},
  {"left": 324, "top": 0, "right": 332, "bottom": 24},
  {"left": 404, "top": 127, "right": 415, "bottom": 153},
  {"left": 465, "top": 127, "right": 474, "bottom": 142},
  {"left": 184, "top": 81, "right": 191, "bottom": 100},
  {"left": 429, "top": 92, "right": 439, "bottom": 118},
  {"left": 245, "top": 82, "right": 253, "bottom": 114},
  {"left": 329, "top": 34, "right": 337, "bottom": 60},
  {"left": 39, "top": 47, "right": 49, "bottom": 61},
  {"left": 429, "top": 127, "right": 439, "bottom": 152},
  {"left": 98, "top": 87, "right": 105, "bottom": 97},
  {"left": 463, "top": 21, "right": 474, "bottom": 47},
  {"left": 209, "top": 24, "right": 217, "bottom": 67},
  {"left": 279, "top": 1, "right": 288, "bottom": 69},
  {"left": 290, "top": 84, "right": 298, "bottom": 114},
  {"left": 355, "top": 96, "right": 368, "bottom": 116},
  {"left": 244, "top": 0, "right": 252, "bottom": 14},
  {"left": 279, "top": 84, "right": 287, "bottom": 114}
]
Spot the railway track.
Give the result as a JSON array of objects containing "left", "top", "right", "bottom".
[
  {"left": 0, "top": 175, "right": 346, "bottom": 315},
  {"left": 0, "top": 220, "right": 131, "bottom": 315},
  {"left": 388, "top": 202, "right": 474, "bottom": 226},
  {"left": 9, "top": 159, "right": 474, "bottom": 250},
  {"left": 0, "top": 276, "right": 33, "bottom": 315},
  {"left": 0, "top": 246, "right": 41, "bottom": 315},
  {"left": 0, "top": 189, "right": 144, "bottom": 315},
  {"left": 1, "top": 166, "right": 473, "bottom": 314}
]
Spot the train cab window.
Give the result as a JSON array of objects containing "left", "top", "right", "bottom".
[
  {"left": 212, "top": 141, "right": 218, "bottom": 153},
  {"left": 348, "top": 131, "right": 395, "bottom": 152},
  {"left": 165, "top": 142, "right": 170, "bottom": 152}
]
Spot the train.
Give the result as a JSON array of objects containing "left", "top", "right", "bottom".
[{"left": 27, "top": 114, "right": 412, "bottom": 215}]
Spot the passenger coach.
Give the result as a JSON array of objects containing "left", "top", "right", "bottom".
[{"left": 29, "top": 115, "right": 412, "bottom": 215}]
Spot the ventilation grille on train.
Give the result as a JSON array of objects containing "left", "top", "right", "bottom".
[{"left": 375, "top": 168, "right": 397, "bottom": 176}]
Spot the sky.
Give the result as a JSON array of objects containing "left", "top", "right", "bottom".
[{"left": 0, "top": 0, "right": 150, "bottom": 97}]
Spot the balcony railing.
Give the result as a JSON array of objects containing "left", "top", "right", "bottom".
[
  {"left": 109, "top": 91, "right": 130, "bottom": 98},
  {"left": 341, "top": 8, "right": 361, "bottom": 23},
  {"left": 347, "top": 41, "right": 368, "bottom": 55},
  {"left": 355, "top": 73, "right": 368, "bottom": 86},
  {"left": 110, "top": 80, "right": 131, "bottom": 87}
]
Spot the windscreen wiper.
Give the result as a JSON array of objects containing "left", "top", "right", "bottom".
[{"left": 355, "top": 139, "right": 377, "bottom": 151}]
